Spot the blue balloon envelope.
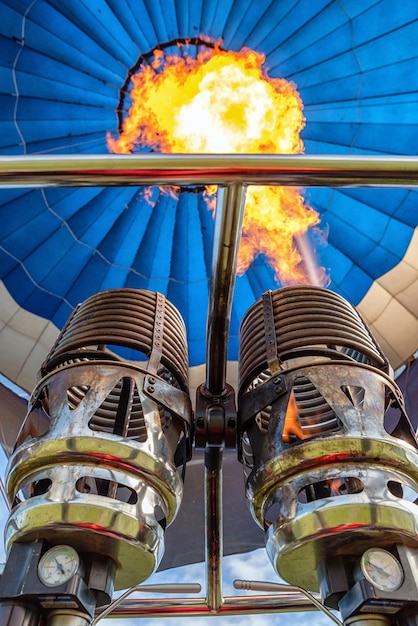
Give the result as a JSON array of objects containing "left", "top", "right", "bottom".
[{"left": 1, "top": 0, "right": 417, "bottom": 393}]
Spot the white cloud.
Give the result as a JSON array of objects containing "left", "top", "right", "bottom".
[{"left": 222, "top": 548, "right": 276, "bottom": 588}]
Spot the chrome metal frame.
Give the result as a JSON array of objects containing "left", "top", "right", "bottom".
[{"left": 1, "top": 154, "right": 418, "bottom": 621}]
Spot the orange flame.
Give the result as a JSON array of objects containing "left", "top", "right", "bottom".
[
  {"left": 282, "top": 390, "right": 304, "bottom": 443},
  {"left": 108, "top": 43, "right": 325, "bottom": 285}
]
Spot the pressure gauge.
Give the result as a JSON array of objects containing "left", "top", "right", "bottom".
[
  {"left": 38, "top": 544, "right": 80, "bottom": 587},
  {"left": 360, "top": 548, "right": 404, "bottom": 592}
]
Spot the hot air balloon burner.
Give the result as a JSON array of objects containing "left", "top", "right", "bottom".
[
  {"left": 238, "top": 286, "right": 418, "bottom": 596},
  {"left": 4, "top": 288, "right": 192, "bottom": 594}
]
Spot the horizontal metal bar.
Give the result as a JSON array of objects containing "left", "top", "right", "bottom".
[
  {"left": 100, "top": 592, "right": 320, "bottom": 619},
  {"left": 92, "top": 584, "right": 203, "bottom": 624},
  {"left": 234, "top": 581, "right": 342, "bottom": 626},
  {"left": 1, "top": 154, "right": 418, "bottom": 187}
]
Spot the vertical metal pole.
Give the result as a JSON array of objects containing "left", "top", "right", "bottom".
[
  {"left": 206, "top": 183, "right": 246, "bottom": 395},
  {"left": 204, "top": 183, "right": 246, "bottom": 610},
  {"left": 205, "top": 447, "right": 223, "bottom": 612}
]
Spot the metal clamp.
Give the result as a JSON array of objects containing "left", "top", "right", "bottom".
[{"left": 194, "top": 383, "right": 237, "bottom": 448}]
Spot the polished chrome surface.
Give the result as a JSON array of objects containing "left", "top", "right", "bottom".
[
  {"left": 92, "top": 583, "right": 202, "bottom": 624},
  {"left": 344, "top": 617, "right": 391, "bottom": 626},
  {"left": 206, "top": 183, "right": 246, "bottom": 395},
  {"left": 204, "top": 449, "right": 224, "bottom": 611},
  {"left": 5, "top": 289, "right": 192, "bottom": 591},
  {"left": 47, "top": 610, "right": 92, "bottom": 626},
  {"left": 6, "top": 361, "right": 187, "bottom": 590},
  {"left": 239, "top": 286, "right": 418, "bottom": 592},
  {"left": 234, "top": 580, "right": 342, "bottom": 626},
  {"left": 101, "top": 591, "right": 320, "bottom": 618},
  {"left": 1, "top": 154, "right": 418, "bottom": 187}
]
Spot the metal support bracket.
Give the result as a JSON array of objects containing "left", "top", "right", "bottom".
[{"left": 194, "top": 383, "right": 237, "bottom": 448}]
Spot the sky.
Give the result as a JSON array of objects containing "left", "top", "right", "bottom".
[{"left": 100, "top": 549, "right": 335, "bottom": 626}]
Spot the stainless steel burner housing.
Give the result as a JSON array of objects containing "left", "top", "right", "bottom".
[
  {"left": 5, "top": 289, "right": 192, "bottom": 590},
  {"left": 238, "top": 286, "right": 418, "bottom": 591}
]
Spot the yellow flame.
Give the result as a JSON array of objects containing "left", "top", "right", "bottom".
[{"left": 108, "top": 44, "right": 325, "bottom": 285}]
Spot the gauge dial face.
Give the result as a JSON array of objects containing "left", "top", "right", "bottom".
[
  {"left": 38, "top": 545, "right": 80, "bottom": 587},
  {"left": 360, "top": 548, "right": 404, "bottom": 592}
]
